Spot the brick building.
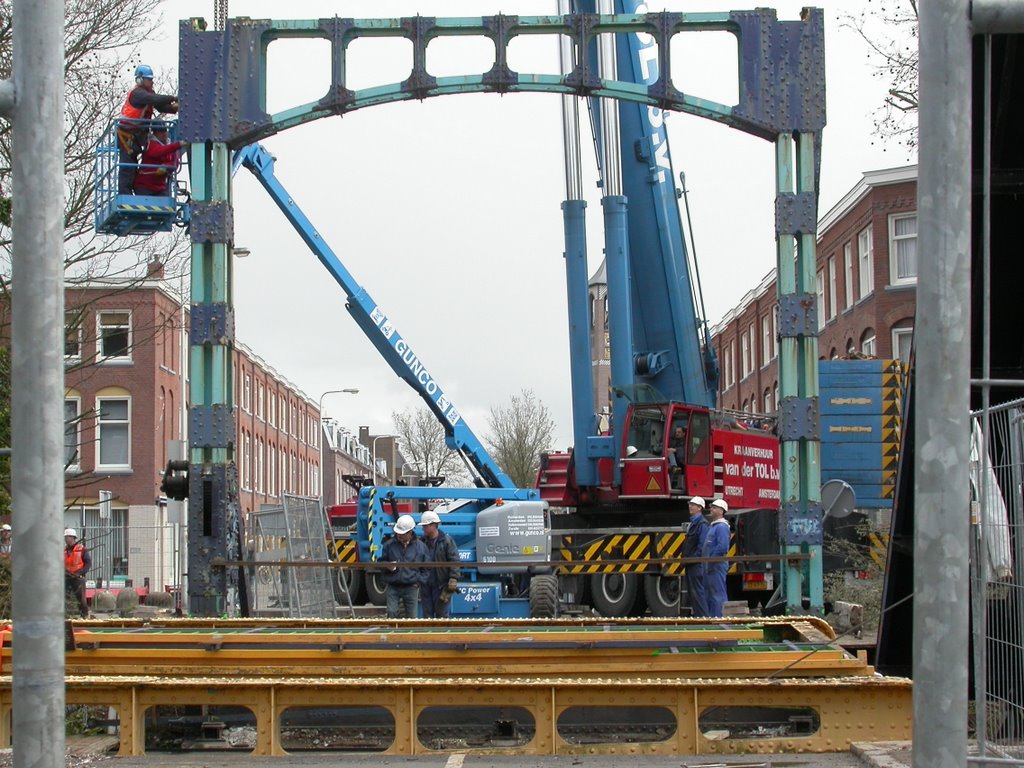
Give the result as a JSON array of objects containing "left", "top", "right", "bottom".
[
  {"left": 710, "top": 165, "right": 917, "bottom": 412},
  {"left": 50, "top": 261, "right": 352, "bottom": 593}
]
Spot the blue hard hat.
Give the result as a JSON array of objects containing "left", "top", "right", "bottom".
[{"left": 135, "top": 64, "right": 154, "bottom": 80}]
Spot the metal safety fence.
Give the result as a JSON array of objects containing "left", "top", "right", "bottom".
[
  {"left": 72, "top": 522, "right": 181, "bottom": 608},
  {"left": 971, "top": 398, "right": 1024, "bottom": 764},
  {"left": 245, "top": 495, "right": 337, "bottom": 618}
]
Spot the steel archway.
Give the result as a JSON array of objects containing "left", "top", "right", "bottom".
[
  {"left": 179, "top": 11, "right": 824, "bottom": 148},
  {"left": 179, "top": 10, "right": 826, "bottom": 616}
]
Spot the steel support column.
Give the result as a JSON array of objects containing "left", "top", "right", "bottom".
[
  {"left": 775, "top": 133, "right": 823, "bottom": 613},
  {"left": 187, "top": 140, "right": 240, "bottom": 616},
  {"left": 9, "top": 1, "right": 67, "bottom": 767},
  {"left": 914, "top": 0, "right": 971, "bottom": 766}
]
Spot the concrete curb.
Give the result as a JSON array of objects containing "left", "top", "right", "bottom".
[{"left": 851, "top": 741, "right": 913, "bottom": 767}]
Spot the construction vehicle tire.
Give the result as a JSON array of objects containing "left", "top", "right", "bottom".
[
  {"left": 528, "top": 575, "right": 559, "bottom": 618},
  {"left": 365, "top": 571, "right": 387, "bottom": 606},
  {"left": 589, "top": 572, "right": 638, "bottom": 617},
  {"left": 643, "top": 574, "right": 681, "bottom": 617},
  {"left": 333, "top": 568, "right": 363, "bottom": 607}
]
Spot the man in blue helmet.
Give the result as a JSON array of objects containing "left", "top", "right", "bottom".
[{"left": 118, "top": 64, "right": 179, "bottom": 194}]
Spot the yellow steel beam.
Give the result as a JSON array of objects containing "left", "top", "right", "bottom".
[{"left": 0, "top": 674, "right": 910, "bottom": 757}]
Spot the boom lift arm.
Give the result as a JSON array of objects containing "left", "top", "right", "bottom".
[{"left": 234, "top": 143, "right": 516, "bottom": 491}]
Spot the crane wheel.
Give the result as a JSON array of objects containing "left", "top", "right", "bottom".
[
  {"left": 643, "top": 574, "right": 682, "bottom": 617},
  {"left": 589, "top": 572, "right": 639, "bottom": 617},
  {"left": 528, "top": 575, "right": 559, "bottom": 618}
]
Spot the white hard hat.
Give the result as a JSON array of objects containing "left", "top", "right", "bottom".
[
  {"left": 688, "top": 496, "right": 706, "bottom": 509},
  {"left": 420, "top": 510, "right": 441, "bottom": 526},
  {"left": 710, "top": 498, "right": 729, "bottom": 512},
  {"left": 625, "top": 445, "right": 638, "bottom": 457},
  {"left": 1, "top": 524, "right": 10, "bottom": 532},
  {"left": 393, "top": 515, "right": 416, "bottom": 535},
  {"left": 64, "top": 528, "right": 78, "bottom": 538}
]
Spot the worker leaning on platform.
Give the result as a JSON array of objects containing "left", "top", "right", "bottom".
[
  {"left": 118, "top": 64, "right": 179, "bottom": 195},
  {"left": 381, "top": 515, "right": 428, "bottom": 619}
]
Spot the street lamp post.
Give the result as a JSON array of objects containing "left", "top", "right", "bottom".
[
  {"left": 372, "top": 434, "right": 396, "bottom": 486},
  {"left": 318, "top": 388, "right": 359, "bottom": 497}
]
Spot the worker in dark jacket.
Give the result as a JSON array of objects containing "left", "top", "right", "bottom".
[
  {"left": 702, "top": 499, "right": 731, "bottom": 616},
  {"left": 419, "top": 510, "right": 460, "bottom": 618},
  {"left": 64, "top": 528, "right": 92, "bottom": 618},
  {"left": 381, "top": 515, "right": 428, "bottom": 618},
  {"left": 682, "top": 496, "right": 709, "bottom": 617},
  {"left": 118, "top": 64, "right": 179, "bottom": 194}
]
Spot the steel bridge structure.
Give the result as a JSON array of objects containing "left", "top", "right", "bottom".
[{"left": 179, "top": 8, "right": 827, "bottom": 617}]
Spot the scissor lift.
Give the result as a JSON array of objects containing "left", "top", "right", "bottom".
[{"left": 93, "top": 117, "right": 188, "bottom": 236}]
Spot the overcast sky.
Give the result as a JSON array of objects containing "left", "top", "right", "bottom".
[{"left": 148, "top": 1, "right": 915, "bottom": 451}]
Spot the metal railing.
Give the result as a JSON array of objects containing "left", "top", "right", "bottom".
[{"left": 971, "top": 399, "right": 1024, "bottom": 763}]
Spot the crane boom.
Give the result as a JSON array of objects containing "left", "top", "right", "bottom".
[{"left": 234, "top": 143, "right": 516, "bottom": 490}]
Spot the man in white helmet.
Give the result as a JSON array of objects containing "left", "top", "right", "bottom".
[
  {"left": 702, "top": 499, "right": 731, "bottom": 616},
  {"left": 419, "top": 509, "right": 460, "bottom": 618},
  {"left": 0, "top": 523, "right": 11, "bottom": 556},
  {"left": 381, "top": 514, "right": 428, "bottom": 618},
  {"left": 681, "top": 497, "right": 708, "bottom": 617}
]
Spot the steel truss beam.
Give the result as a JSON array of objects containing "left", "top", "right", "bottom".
[{"left": 0, "top": 674, "right": 909, "bottom": 757}]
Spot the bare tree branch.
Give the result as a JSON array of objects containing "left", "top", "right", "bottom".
[
  {"left": 840, "top": 0, "right": 919, "bottom": 152},
  {"left": 391, "top": 407, "right": 471, "bottom": 488},
  {"left": 484, "top": 389, "right": 555, "bottom": 489}
]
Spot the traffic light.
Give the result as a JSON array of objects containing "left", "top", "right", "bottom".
[{"left": 160, "top": 459, "right": 189, "bottom": 501}]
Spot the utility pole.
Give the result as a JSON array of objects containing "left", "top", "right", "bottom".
[{"left": 4, "top": 1, "right": 67, "bottom": 767}]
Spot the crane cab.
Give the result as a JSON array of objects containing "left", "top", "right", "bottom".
[
  {"left": 94, "top": 118, "right": 188, "bottom": 236},
  {"left": 619, "top": 403, "right": 713, "bottom": 499}
]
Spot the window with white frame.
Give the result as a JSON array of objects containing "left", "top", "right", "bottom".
[
  {"left": 747, "top": 322, "right": 755, "bottom": 373},
  {"left": 773, "top": 382, "right": 779, "bottom": 411},
  {"left": 242, "top": 373, "right": 251, "bottom": 413},
  {"left": 889, "top": 213, "right": 918, "bottom": 285},
  {"left": 64, "top": 398, "right": 80, "bottom": 471},
  {"left": 861, "top": 328, "right": 877, "bottom": 357},
  {"left": 858, "top": 226, "right": 874, "bottom": 299},
  {"left": 256, "top": 437, "right": 264, "bottom": 494},
  {"left": 741, "top": 332, "right": 751, "bottom": 379},
  {"left": 97, "top": 397, "right": 130, "bottom": 468},
  {"left": 844, "top": 242, "right": 854, "bottom": 309},
  {"left": 268, "top": 393, "right": 276, "bottom": 427},
  {"left": 763, "top": 388, "right": 772, "bottom": 413},
  {"left": 761, "top": 316, "right": 771, "bottom": 367},
  {"left": 268, "top": 446, "right": 276, "bottom": 496},
  {"left": 816, "top": 270, "right": 825, "bottom": 329},
  {"left": 256, "top": 383, "right": 264, "bottom": 421},
  {"left": 771, "top": 311, "right": 778, "bottom": 360},
  {"left": 892, "top": 325, "right": 914, "bottom": 363},
  {"left": 242, "top": 432, "right": 251, "bottom": 490},
  {"left": 828, "top": 256, "right": 837, "bottom": 320},
  {"left": 724, "top": 342, "right": 733, "bottom": 388},
  {"left": 98, "top": 311, "right": 131, "bottom": 361},
  {"left": 291, "top": 403, "right": 298, "bottom": 436},
  {"left": 65, "top": 312, "right": 82, "bottom": 362}
]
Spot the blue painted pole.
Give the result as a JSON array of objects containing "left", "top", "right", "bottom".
[
  {"left": 563, "top": 199, "right": 599, "bottom": 486},
  {"left": 603, "top": 194, "right": 632, "bottom": 485}
]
